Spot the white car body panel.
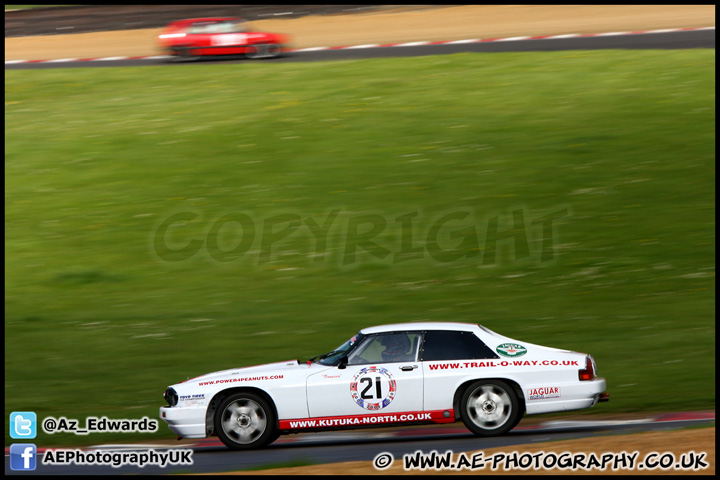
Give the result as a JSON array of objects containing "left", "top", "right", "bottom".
[
  {"left": 306, "top": 362, "right": 424, "bottom": 417},
  {"left": 159, "top": 322, "right": 607, "bottom": 441}
]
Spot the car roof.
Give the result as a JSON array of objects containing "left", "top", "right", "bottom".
[
  {"left": 168, "top": 17, "right": 242, "bottom": 27},
  {"left": 360, "top": 322, "right": 482, "bottom": 335}
]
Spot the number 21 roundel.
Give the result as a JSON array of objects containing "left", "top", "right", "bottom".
[{"left": 350, "top": 366, "right": 397, "bottom": 410}]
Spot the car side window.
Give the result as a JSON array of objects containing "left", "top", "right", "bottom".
[
  {"left": 189, "top": 23, "right": 223, "bottom": 34},
  {"left": 347, "top": 333, "right": 420, "bottom": 364},
  {"left": 421, "top": 331, "right": 498, "bottom": 361}
]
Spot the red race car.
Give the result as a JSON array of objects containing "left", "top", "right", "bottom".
[{"left": 157, "top": 17, "right": 289, "bottom": 61}]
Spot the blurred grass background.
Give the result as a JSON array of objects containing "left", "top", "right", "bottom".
[{"left": 5, "top": 49, "right": 715, "bottom": 446}]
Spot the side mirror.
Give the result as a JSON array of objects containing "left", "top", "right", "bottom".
[{"left": 337, "top": 355, "right": 348, "bottom": 369}]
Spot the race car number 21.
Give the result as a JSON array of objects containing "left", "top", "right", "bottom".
[{"left": 350, "top": 367, "right": 397, "bottom": 410}]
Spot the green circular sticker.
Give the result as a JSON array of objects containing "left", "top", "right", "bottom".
[{"left": 496, "top": 343, "right": 527, "bottom": 357}]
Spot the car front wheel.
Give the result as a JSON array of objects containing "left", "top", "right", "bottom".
[
  {"left": 215, "top": 392, "right": 277, "bottom": 450},
  {"left": 246, "top": 43, "right": 281, "bottom": 59},
  {"left": 460, "top": 380, "right": 521, "bottom": 436},
  {"left": 171, "top": 47, "right": 197, "bottom": 62}
]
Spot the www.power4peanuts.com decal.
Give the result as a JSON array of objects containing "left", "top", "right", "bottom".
[{"left": 350, "top": 366, "right": 397, "bottom": 410}]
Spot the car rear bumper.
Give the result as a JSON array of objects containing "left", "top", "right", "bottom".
[{"left": 525, "top": 377, "right": 608, "bottom": 415}]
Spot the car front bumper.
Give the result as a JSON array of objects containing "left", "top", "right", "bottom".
[{"left": 159, "top": 405, "right": 207, "bottom": 439}]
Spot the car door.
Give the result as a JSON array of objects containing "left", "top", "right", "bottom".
[
  {"left": 306, "top": 332, "right": 423, "bottom": 419},
  {"left": 187, "top": 22, "right": 213, "bottom": 49}
]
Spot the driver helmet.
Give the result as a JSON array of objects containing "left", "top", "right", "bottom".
[{"left": 381, "top": 335, "right": 411, "bottom": 362}]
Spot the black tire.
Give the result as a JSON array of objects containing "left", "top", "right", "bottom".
[
  {"left": 268, "top": 429, "right": 282, "bottom": 444},
  {"left": 215, "top": 392, "right": 277, "bottom": 450},
  {"left": 509, "top": 410, "right": 524, "bottom": 430},
  {"left": 459, "top": 380, "right": 522, "bottom": 437},
  {"left": 246, "top": 43, "right": 281, "bottom": 59},
  {"left": 172, "top": 47, "right": 197, "bottom": 62}
]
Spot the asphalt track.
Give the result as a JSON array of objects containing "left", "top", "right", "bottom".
[
  {"left": 4, "top": 29, "right": 715, "bottom": 70},
  {"left": 5, "top": 413, "right": 715, "bottom": 474},
  {"left": 5, "top": 27, "right": 716, "bottom": 475}
]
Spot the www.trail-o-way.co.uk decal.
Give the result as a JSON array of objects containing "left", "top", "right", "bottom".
[
  {"left": 427, "top": 359, "right": 580, "bottom": 370},
  {"left": 350, "top": 366, "right": 397, "bottom": 410}
]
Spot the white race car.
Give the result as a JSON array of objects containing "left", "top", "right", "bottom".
[{"left": 160, "top": 322, "right": 609, "bottom": 449}]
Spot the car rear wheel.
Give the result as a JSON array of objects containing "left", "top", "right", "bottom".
[
  {"left": 460, "top": 380, "right": 521, "bottom": 436},
  {"left": 215, "top": 392, "right": 277, "bottom": 450},
  {"left": 246, "top": 43, "right": 281, "bottom": 59}
]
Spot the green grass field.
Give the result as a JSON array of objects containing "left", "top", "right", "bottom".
[{"left": 5, "top": 50, "right": 715, "bottom": 447}]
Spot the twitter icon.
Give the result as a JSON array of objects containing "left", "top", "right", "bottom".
[{"left": 10, "top": 412, "right": 37, "bottom": 439}]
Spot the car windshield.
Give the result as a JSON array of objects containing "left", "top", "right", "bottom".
[
  {"left": 311, "top": 333, "right": 364, "bottom": 366},
  {"left": 189, "top": 20, "right": 250, "bottom": 34}
]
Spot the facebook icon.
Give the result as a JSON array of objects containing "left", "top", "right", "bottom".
[{"left": 10, "top": 444, "right": 37, "bottom": 471}]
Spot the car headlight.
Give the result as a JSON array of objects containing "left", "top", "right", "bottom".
[
  {"left": 164, "top": 387, "right": 178, "bottom": 406},
  {"left": 159, "top": 33, "right": 187, "bottom": 39}
]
